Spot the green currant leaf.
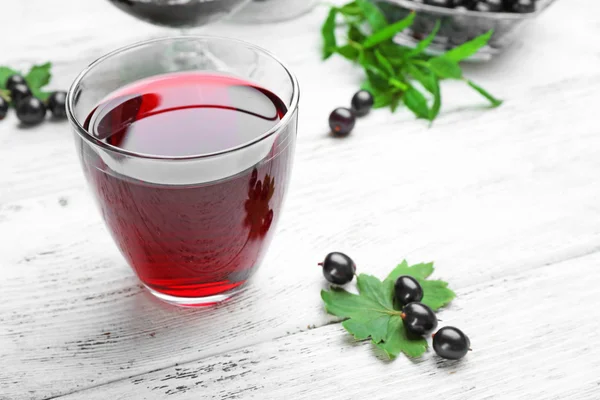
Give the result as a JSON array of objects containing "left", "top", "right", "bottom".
[
  {"left": 420, "top": 280, "right": 455, "bottom": 310},
  {"left": 383, "top": 260, "right": 455, "bottom": 311},
  {"left": 25, "top": 62, "right": 52, "bottom": 90},
  {"left": 374, "top": 49, "right": 395, "bottom": 77},
  {"left": 373, "top": 94, "right": 393, "bottom": 109},
  {"left": 363, "top": 12, "right": 415, "bottom": 49},
  {"left": 357, "top": 274, "right": 394, "bottom": 309},
  {"left": 429, "top": 57, "right": 463, "bottom": 79},
  {"left": 0, "top": 67, "right": 20, "bottom": 89},
  {"left": 406, "top": 65, "right": 440, "bottom": 121},
  {"left": 443, "top": 30, "right": 493, "bottom": 62},
  {"left": 336, "top": 45, "right": 360, "bottom": 61},
  {"left": 467, "top": 79, "right": 503, "bottom": 107},
  {"left": 319, "top": 2, "right": 500, "bottom": 122},
  {"left": 358, "top": 47, "right": 377, "bottom": 68},
  {"left": 390, "top": 93, "right": 402, "bottom": 112},
  {"left": 378, "top": 41, "right": 410, "bottom": 61},
  {"left": 0, "top": 88, "right": 10, "bottom": 102},
  {"left": 361, "top": 80, "right": 393, "bottom": 109},
  {"left": 361, "top": 51, "right": 394, "bottom": 89},
  {"left": 348, "top": 24, "right": 367, "bottom": 43},
  {"left": 429, "top": 75, "right": 442, "bottom": 121},
  {"left": 384, "top": 260, "right": 434, "bottom": 283},
  {"left": 339, "top": 1, "right": 361, "bottom": 16},
  {"left": 31, "top": 87, "right": 52, "bottom": 102},
  {"left": 322, "top": 8, "right": 339, "bottom": 60},
  {"left": 321, "top": 261, "right": 455, "bottom": 359},
  {"left": 342, "top": 315, "right": 391, "bottom": 342},
  {"left": 407, "top": 20, "right": 441, "bottom": 57},
  {"left": 355, "top": 0, "right": 388, "bottom": 32},
  {"left": 376, "top": 316, "right": 428, "bottom": 358},
  {"left": 407, "top": 64, "right": 436, "bottom": 94},
  {"left": 388, "top": 77, "right": 407, "bottom": 91},
  {"left": 321, "top": 285, "right": 388, "bottom": 319},
  {"left": 403, "top": 85, "right": 430, "bottom": 120},
  {"left": 365, "top": 68, "right": 390, "bottom": 90}
]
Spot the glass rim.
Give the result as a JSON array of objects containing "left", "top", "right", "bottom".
[{"left": 66, "top": 35, "right": 300, "bottom": 161}]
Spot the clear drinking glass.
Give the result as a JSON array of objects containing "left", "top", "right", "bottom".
[{"left": 66, "top": 36, "right": 299, "bottom": 306}]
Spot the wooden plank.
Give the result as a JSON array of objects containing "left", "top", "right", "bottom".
[
  {"left": 1, "top": 0, "right": 600, "bottom": 203},
  {"left": 2, "top": 0, "right": 600, "bottom": 399},
  {"left": 56, "top": 252, "right": 600, "bottom": 399},
  {"left": 2, "top": 77, "right": 600, "bottom": 398}
]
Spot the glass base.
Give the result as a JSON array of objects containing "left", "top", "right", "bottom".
[{"left": 144, "top": 284, "right": 245, "bottom": 307}]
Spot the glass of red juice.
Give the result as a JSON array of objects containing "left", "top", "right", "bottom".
[{"left": 66, "top": 36, "right": 299, "bottom": 306}]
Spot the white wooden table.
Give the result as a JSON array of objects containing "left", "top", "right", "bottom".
[{"left": 2, "top": 0, "right": 600, "bottom": 399}]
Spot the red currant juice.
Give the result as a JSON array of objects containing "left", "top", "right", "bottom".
[{"left": 81, "top": 73, "right": 293, "bottom": 300}]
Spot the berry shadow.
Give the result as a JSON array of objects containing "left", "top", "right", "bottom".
[
  {"left": 337, "top": 334, "right": 400, "bottom": 364},
  {"left": 325, "top": 129, "right": 351, "bottom": 140},
  {"left": 321, "top": 281, "right": 359, "bottom": 294},
  {"left": 16, "top": 122, "right": 44, "bottom": 131},
  {"left": 368, "top": 343, "right": 428, "bottom": 365},
  {"left": 47, "top": 116, "right": 68, "bottom": 124},
  {"left": 432, "top": 355, "right": 466, "bottom": 369}
]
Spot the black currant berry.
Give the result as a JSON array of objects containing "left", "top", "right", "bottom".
[
  {"left": 329, "top": 108, "right": 356, "bottom": 137},
  {"left": 501, "top": 0, "right": 518, "bottom": 11},
  {"left": 433, "top": 326, "right": 471, "bottom": 360},
  {"left": 320, "top": 252, "right": 356, "bottom": 285},
  {"left": 417, "top": 0, "right": 534, "bottom": 12},
  {"left": 512, "top": 0, "right": 535, "bottom": 13},
  {"left": 394, "top": 276, "right": 423, "bottom": 306},
  {"left": 351, "top": 90, "right": 374, "bottom": 117},
  {"left": 401, "top": 302, "right": 438, "bottom": 336},
  {"left": 5, "top": 75, "right": 26, "bottom": 92},
  {"left": 10, "top": 83, "right": 32, "bottom": 106},
  {"left": 424, "top": 0, "right": 454, "bottom": 8},
  {"left": 0, "top": 96, "right": 8, "bottom": 120},
  {"left": 455, "top": 0, "right": 477, "bottom": 9},
  {"left": 47, "top": 91, "right": 68, "bottom": 119},
  {"left": 16, "top": 97, "right": 46, "bottom": 126},
  {"left": 474, "top": 0, "right": 503, "bottom": 12}
]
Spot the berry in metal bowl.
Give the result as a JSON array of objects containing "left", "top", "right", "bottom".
[{"left": 375, "top": 0, "right": 557, "bottom": 60}]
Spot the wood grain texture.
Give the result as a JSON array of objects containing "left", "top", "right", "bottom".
[
  {"left": 57, "top": 252, "right": 600, "bottom": 399},
  {"left": 1, "top": 0, "right": 600, "bottom": 399}
]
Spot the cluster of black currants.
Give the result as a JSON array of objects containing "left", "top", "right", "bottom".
[
  {"left": 416, "top": 0, "right": 538, "bottom": 13},
  {"left": 0, "top": 75, "right": 67, "bottom": 125},
  {"left": 328, "top": 90, "right": 374, "bottom": 137},
  {"left": 320, "top": 252, "right": 471, "bottom": 360}
]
